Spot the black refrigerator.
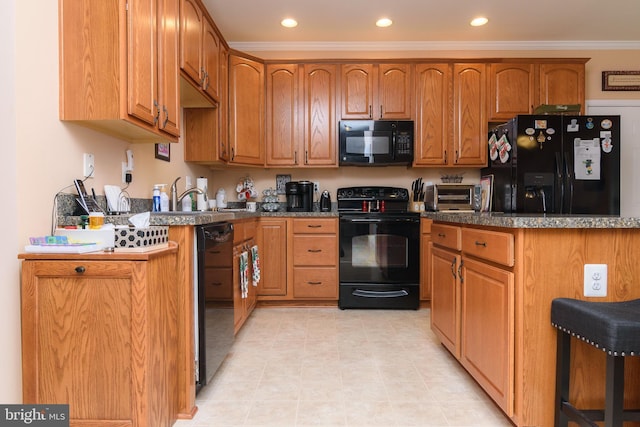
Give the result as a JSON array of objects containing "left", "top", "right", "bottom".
[{"left": 482, "top": 115, "right": 620, "bottom": 215}]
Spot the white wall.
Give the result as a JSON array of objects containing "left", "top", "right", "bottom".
[{"left": 1, "top": 0, "right": 21, "bottom": 403}]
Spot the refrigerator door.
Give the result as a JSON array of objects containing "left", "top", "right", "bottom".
[
  {"left": 483, "top": 122, "right": 516, "bottom": 213},
  {"left": 562, "top": 115, "right": 620, "bottom": 215},
  {"left": 513, "top": 115, "right": 563, "bottom": 213}
]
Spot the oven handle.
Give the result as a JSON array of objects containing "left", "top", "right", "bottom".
[
  {"left": 342, "top": 218, "right": 419, "bottom": 223},
  {"left": 352, "top": 289, "right": 409, "bottom": 298}
]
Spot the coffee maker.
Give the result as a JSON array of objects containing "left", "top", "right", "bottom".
[{"left": 286, "top": 181, "right": 314, "bottom": 212}]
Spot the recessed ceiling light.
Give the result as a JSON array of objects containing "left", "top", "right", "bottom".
[
  {"left": 470, "top": 17, "right": 489, "bottom": 27},
  {"left": 281, "top": 18, "right": 298, "bottom": 28},
  {"left": 376, "top": 18, "right": 393, "bottom": 28}
]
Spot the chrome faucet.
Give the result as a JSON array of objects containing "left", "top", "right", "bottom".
[{"left": 170, "top": 177, "right": 207, "bottom": 211}]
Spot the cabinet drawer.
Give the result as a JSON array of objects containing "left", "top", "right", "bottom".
[
  {"left": 431, "top": 224, "right": 462, "bottom": 251},
  {"left": 292, "top": 218, "right": 337, "bottom": 234},
  {"left": 462, "top": 228, "right": 514, "bottom": 267},
  {"left": 293, "top": 267, "right": 338, "bottom": 299},
  {"left": 293, "top": 235, "right": 337, "bottom": 266}
]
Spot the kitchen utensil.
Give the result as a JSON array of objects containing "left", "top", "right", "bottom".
[{"left": 320, "top": 190, "right": 331, "bottom": 212}]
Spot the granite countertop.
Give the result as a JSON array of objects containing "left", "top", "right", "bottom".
[{"left": 423, "top": 212, "right": 640, "bottom": 229}]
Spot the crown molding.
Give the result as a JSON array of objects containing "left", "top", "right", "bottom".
[{"left": 228, "top": 40, "right": 640, "bottom": 52}]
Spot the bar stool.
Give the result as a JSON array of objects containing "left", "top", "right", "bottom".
[{"left": 551, "top": 298, "right": 640, "bottom": 427}]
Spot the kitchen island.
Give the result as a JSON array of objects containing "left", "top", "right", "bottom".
[{"left": 427, "top": 212, "right": 640, "bottom": 427}]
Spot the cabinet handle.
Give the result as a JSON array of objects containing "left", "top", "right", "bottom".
[
  {"left": 75, "top": 266, "right": 86, "bottom": 274},
  {"left": 458, "top": 259, "right": 464, "bottom": 283},
  {"left": 200, "top": 67, "right": 207, "bottom": 87},
  {"left": 444, "top": 150, "right": 448, "bottom": 164},
  {"left": 305, "top": 150, "right": 308, "bottom": 164},
  {"left": 379, "top": 105, "right": 383, "bottom": 119},
  {"left": 162, "top": 105, "right": 169, "bottom": 129},
  {"left": 307, "top": 225, "right": 322, "bottom": 228},
  {"left": 450, "top": 258, "right": 456, "bottom": 279},
  {"left": 307, "top": 281, "right": 322, "bottom": 285},
  {"left": 203, "top": 71, "right": 210, "bottom": 90},
  {"left": 231, "top": 147, "right": 235, "bottom": 161},
  {"left": 438, "top": 233, "right": 446, "bottom": 238},
  {"left": 308, "top": 249, "right": 322, "bottom": 253},
  {"left": 294, "top": 150, "right": 298, "bottom": 165},
  {"left": 455, "top": 150, "right": 459, "bottom": 163},
  {"left": 153, "top": 100, "right": 160, "bottom": 125},
  {"left": 369, "top": 105, "right": 372, "bottom": 118},
  {"left": 475, "top": 241, "right": 487, "bottom": 247}
]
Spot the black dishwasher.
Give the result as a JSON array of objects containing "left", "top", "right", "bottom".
[{"left": 195, "top": 222, "right": 234, "bottom": 393}]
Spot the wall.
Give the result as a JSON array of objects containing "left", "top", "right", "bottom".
[{"left": 3, "top": 0, "right": 639, "bottom": 401}]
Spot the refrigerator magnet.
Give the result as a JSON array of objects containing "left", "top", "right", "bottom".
[
  {"left": 601, "top": 119, "right": 613, "bottom": 129},
  {"left": 602, "top": 137, "right": 613, "bottom": 153}
]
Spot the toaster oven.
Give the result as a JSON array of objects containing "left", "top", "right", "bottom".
[{"left": 425, "top": 184, "right": 475, "bottom": 211}]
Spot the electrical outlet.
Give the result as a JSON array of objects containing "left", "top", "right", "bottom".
[
  {"left": 584, "top": 264, "right": 607, "bottom": 297},
  {"left": 83, "top": 153, "right": 95, "bottom": 178},
  {"left": 313, "top": 181, "right": 320, "bottom": 192}
]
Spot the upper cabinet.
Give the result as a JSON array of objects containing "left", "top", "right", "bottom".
[
  {"left": 302, "top": 63, "right": 338, "bottom": 166},
  {"left": 266, "top": 64, "right": 300, "bottom": 166},
  {"left": 59, "top": 0, "right": 180, "bottom": 143},
  {"left": 228, "top": 54, "right": 265, "bottom": 166},
  {"left": 488, "top": 63, "right": 535, "bottom": 121},
  {"left": 414, "top": 63, "right": 487, "bottom": 167},
  {"left": 340, "top": 63, "right": 412, "bottom": 120},
  {"left": 179, "top": 0, "right": 221, "bottom": 104},
  {"left": 488, "top": 60, "right": 587, "bottom": 120},
  {"left": 538, "top": 63, "right": 586, "bottom": 113}
]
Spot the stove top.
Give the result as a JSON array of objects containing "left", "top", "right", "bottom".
[{"left": 337, "top": 186, "right": 410, "bottom": 213}]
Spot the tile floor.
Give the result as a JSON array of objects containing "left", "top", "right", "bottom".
[{"left": 174, "top": 307, "right": 514, "bottom": 427}]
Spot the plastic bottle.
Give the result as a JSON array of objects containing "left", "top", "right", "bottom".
[
  {"left": 159, "top": 185, "right": 169, "bottom": 212},
  {"left": 152, "top": 185, "right": 161, "bottom": 212}
]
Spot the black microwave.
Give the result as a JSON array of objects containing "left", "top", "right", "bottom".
[{"left": 339, "top": 120, "right": 414, "bottom": 166}]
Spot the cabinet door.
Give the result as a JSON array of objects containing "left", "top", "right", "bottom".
[
  {"left": 538, "top": 63, "right": 585, "bottom": 113},
  {"left": 266, "top": 64, "right": 300, "bottom": 166},
  {"left": 302, "top": 64, "right": 337, "bottom": 166},
  {"left": 378, "top": 63, "right": 412, "bottom": 119},
  {"left": 157, "top": 0, "right": 181, "bottom": 137},
  {"left": 127, "top": 0, "right": 158, "bottom": 127},
  {"left": 256, "top": 218, "right": 288, "bottom": 296},
  {"left": 488, "top": 63, "right": 535, "bottom": 121},
  {"left": 414, "top": 63, "right": 451, "bottom": 166},
  {"left": 341, "top": 64, "right": 375, "bottom": 119},
  {"left": 219, "top": 45, "right": 229, "bottom": 161},
  {"left": 460, "top": 256, "right": 514, "bottom": 416},
  {"left": 453, "top": 63, "right": 487, "bottom": 166},
  {"left": 201, "top": 17, "right": 220, "bottom": 101},
  {"left": 430, "top": 246, "right": 460, "bottom": 358},
  {"left": 229, "top": 55, "right": 265, "bottom": 165},
  {"left": 179, "top": 0, "right": 203, "bottom": 85}
]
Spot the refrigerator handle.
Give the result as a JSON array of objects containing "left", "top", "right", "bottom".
[
  {"left": 564, "top": 153, "right": 574, "bottom": 215},
  {"left": 555, "top": 152, "right": 564, "bottom": 214}
]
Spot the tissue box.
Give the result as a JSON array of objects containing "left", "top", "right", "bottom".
[{"left": 114, "top": 226, "right": 169, "bottom": 252}]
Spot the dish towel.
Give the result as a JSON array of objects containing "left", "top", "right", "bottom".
[
  {"left": 240, "top": 250, "right": 249, "bottom": 298},
  {"left": 251, "top": 245, "right": 261, "bottom": 286}
]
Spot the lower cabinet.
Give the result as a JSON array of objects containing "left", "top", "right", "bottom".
[
  {"left": 430, "top": 222, "right": 515, "bottom": 416},
  {"left": 257, "top": 217, "right": 338, "bottom": 303},
  {"left": 233, "top": 219, "right": 257, "bottom": 333},
  {"left": 420, "top": 218, "right": 433, "bottom": 300},
  {"left": 19, "top": 246, "right": 179, "bottom": 427}
]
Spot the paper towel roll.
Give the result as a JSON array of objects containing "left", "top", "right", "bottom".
[{"left": 196, "top": 177, "right": 208, "bottom": 211}]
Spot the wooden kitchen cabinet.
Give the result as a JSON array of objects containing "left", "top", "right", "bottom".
[
  {"left": 302, "top": 64, "right": 338, "bottom": 166},
  {"left": 430, "top": 223, "right": 462, "bottom": 357},
  {"left": 256, "top": 218, "right": 288, "bottom": 296},
  {"left": 233, "top": 219, "right": 257, "bottom": 333},
  {"left": 538, "top": 62, "right": 586, "bottom": 113},
  {"left": 59, "top": 0, "right": 180, "bottom": 143},
  {"left": 179, "top": 0, "right": 221, "bottom": 103},
  {"left": 488, "top": 63, "right": 536, "bottom": 121},
  {"left": 20, "top": 246, "right": 179, "bottom": 427},
  {"left": 420, "top": 218, "right": 433, "bottom": 301},
  {"left": 340, "top": 63, "right": 412, "bottom": 119},
  {"left": 229, "top": 54, "right": 265, "bottom": 166},
  {"left": 266, "top": 64, "right": 301, "bottom": 166},
  {"left": 413, "top": 63, "right": 486, "bottom": 167}
]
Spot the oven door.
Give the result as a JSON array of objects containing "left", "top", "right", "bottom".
[{"left": 339, "top": 213, "right": 420, "bottom": 284}]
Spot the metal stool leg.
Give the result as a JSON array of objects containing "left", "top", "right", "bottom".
[
  {"left": 555, "top": 330, "right": 571, "bottom": 427},
  {"left": 604, "top": 355, "right": 625, "bottom": 427}
]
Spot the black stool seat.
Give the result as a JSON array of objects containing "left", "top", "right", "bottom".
[
  {"left": 551, "top": 298, "right": 640, "bottom": 356},
  {"left": 551, "top": 298, "right": 640, "bottom": 427}
]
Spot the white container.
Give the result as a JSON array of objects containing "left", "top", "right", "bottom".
[
  {"left": 246, "top": 201, "right": 257, "bottom": 212},
  {"left": 216, "top": 188, "right": 227, "bottom": 208},
  {"left": 196, "top": 177, "right": 208, "bottom": 211},
  {"left": 159, "top": 185, "right": 169, "bottom": 212}
]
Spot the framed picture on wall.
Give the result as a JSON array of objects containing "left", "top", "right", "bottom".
[{"left": 155, "top": 143, "right": 170, "bottom": 162}]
